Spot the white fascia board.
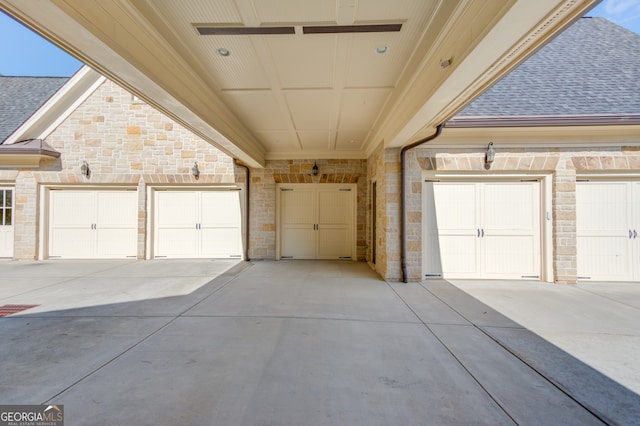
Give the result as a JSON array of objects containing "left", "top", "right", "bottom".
[
  {"left": 420, "top": 125, "right": 640, "bottom": 149},
  {"left": 4, "top": 66, "right": 105, "bottom": 145}
]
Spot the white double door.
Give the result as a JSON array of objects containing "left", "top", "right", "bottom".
[
  {"left": 423, "top": 181, "right": 541, "bottom": 279},
  {"left": 577, "top": 181, "right": 640, "bottom": 281},
  {"left": 154, "top": 190, "right": 242, "bottom": 258},
  {"left": 49, "top": 189, "right": 137, "bottom": 258},
  {"left": 278, "top": 184, "right": 355, "bottom": 260},
  {"left": 0, "top": 187, "right": 14, "bottom": 258}
]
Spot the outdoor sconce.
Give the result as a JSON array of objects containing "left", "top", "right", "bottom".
[
  {"left": 313, "top": 161, "right": 319, "bottom": 176},
  {"left": 80, "top": 161, "right": 90, "bottom": 178},
  {"left": 484, "top": 142, "right": 495, "bottom": 169},
  {"left": 192, "top": 162, "right": 200, "bottom": 180}
]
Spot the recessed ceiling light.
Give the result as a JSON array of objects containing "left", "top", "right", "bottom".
[
  {"left": 216, "top": 48, "right": 231, "bottom": 57},
  {"left": 375, "top": 45, "right": 389, "bottom": 55}
]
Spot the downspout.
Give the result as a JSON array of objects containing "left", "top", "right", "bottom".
[
  {"left": 400, "top": 124, "right": 443, "bottom": 283},
  {"left": 234, "top": 159, "right": 251, "bottom": 261}
]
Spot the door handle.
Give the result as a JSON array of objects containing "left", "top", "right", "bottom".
[
  {"left": 635, "top": 230, "right": 638, "bottom": 239},
  {"left": 630, "top": 230, "right": 633, "bottom": 239},
  {"left": 481, "top": 229, "right": 485, "bottom": 238},
  {"left": 477, "top": 228, "right": 480, "bottom": 238}
]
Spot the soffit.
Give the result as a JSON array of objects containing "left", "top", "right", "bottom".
[{"left": 0, "top": 0, "right": 600, "bottom": 165}]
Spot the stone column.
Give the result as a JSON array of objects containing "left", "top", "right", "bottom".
[
  {"left": 13, "top": 171, "right": 39, "bottom": 260},
  {"left": 552, "top": 156, "right": 577, "bottom": 283}
]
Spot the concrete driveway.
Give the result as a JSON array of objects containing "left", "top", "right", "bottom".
[{"left": 0, "top": 260, "right": 638, "bottom": 425}]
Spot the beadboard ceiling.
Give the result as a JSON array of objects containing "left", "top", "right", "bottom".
[{"left": 0, "top": 0, "right": 599, "bottom": 167}]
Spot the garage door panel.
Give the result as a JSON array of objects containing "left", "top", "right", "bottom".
[
  {"left": 157, "top": 192, "right": 197, "bottom": 226},
  {"left": 484, "top": 183, "right": 537, "bottom": 231},
  {"left": 318, "top": 191, "right": 351, "bottom": 224},
  {"left": 577, "top": 183, "right": 628, "bottom": 232},
  {"left": 50, "top": 228, "right": 93, "bottom": 258},
  {"left": 97, "top": 191, "right": 137, "bottom": 226},
  {"left": 439, "top": 235, "right": 479, "bottom": 276},
  {"left": 156, "top": 228, "right": 198, "bottom": 257},
  {"left": 484, "top": 236, "right": 537, "bottom": 276},
  {"left": 201, "top": 192, "right": 241, "bottom": 226},
  {"left": 201, "top": 228, "right": 242, "bottom": 257},
  {"left": 317, "top": 227, "right": 350, "bottom": 258},
  {"left": 281, "top": 228, "right": 316, "bottom": 258},
  {"left": 50, "top": 191, "right": 94, "bottom": 227},
  {"left": 433, "top": 183, "right": 477, "bottom": 230},
  {"left": 281, "top": 190, "right": 315, "bottom": 225},
  {"left": 95, "top": 228, "right": 137, "bottom": 257},
  {"left": 578, "top": 235, "right": 631, "bottom": 280}
]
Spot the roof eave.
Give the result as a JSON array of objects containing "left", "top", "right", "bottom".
[{"left": 446, "top": 114, "right": 640, "bottom": 128}]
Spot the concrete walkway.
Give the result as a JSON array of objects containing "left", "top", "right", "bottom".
[{"left": 0, "top": 260, "right": 638, "bottom": 425}]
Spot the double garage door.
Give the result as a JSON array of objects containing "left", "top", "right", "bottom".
[
  {"left": 278, "top": 184, "right": 355, "bottom": 259},
  {"left": 577, "top": 180, "right": 640, "bottom": 281},
  {"left": 423, "top": 181, "right": 541, "bottom": 279},
  {"left": 49, "top": 190, "right": 137, "bottom": 258},
  {"left": 154, "top": 190, "right": 242, "bottom": 258},
  {"left": 48, "top": 188, "right": 242, "bottom": 259}
]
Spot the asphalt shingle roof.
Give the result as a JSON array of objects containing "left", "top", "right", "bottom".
[
  {"left": 0, "top": 76, "right": 68, "bottom": 143},
  {"left": 456, "top": 17, "right": 640, "bottom": 118}
]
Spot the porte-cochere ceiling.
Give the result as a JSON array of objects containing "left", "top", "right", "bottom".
[{"left": 0, "top": 0, "right": 599, "bottom": 167}]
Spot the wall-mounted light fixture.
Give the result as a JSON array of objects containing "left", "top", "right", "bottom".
[
  {"left": 312, "top": 161, "right": 319, "bottom": 176},
  {"left": 81, "top": 161, "right": 90, "bottom": 178},
  {"left": 192, "top": 162, "right": 200, "bottom": 180},
  {"left": 484, "top": 142, "right": 495, "bottom": 169}
]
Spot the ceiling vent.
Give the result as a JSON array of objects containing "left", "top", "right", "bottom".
[
  {"left": 303, "top": 23, "right": 402, "bottom": 34},
  {"left": 196, "top": 26, "right": 295, "bottom": 35},
  {"left": 196, "top": 23, "right": 402, "bottom": 36}
]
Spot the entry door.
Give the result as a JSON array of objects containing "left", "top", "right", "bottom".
[
  {"left": 577, "top": 181, "right": 640, "bottom": 281},
  {"left": 154, "top": 190, "right": 242, "bottom": 258},
  {"left": 0, "top": 187, "right": 14, "bottom": 257},
  {"left": 49, "top": 190, "right": 137, "bottom": 258},
  {"left": 279, "top": 184, "right": 355, "bottom": 259},
  {"left": 423, "top": 181, "right": 541, "bottom": 279}
]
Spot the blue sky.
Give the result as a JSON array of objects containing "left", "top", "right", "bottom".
[{"left": 1, "top": 0, "right": 639, "bottom": 77}]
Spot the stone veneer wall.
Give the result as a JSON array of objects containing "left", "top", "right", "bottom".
[
  {"left": 407, "top": 146, "right": 640, "bottom": 284},
  {"left": 12, "top": 80, "right": 239, "bottom": 259},
  {"left": 366, "top": 143, "right": 402, "bottom": 281},
  {"left": 248, "top": 159, "right": 367, "bottom": 261}
]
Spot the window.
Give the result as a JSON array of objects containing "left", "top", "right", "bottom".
[{"left": 0, "top": 188, "right": 12, "bottom": 226}]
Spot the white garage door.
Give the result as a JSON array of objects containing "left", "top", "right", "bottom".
[
  {"left": 279, "top": 184, "right": 355, "bottom": 260},
  {"left": 49, "top": 189, "right": 137, "bottom": 258},
  {"left": 0, "top": 187, "right": 14, "bottom": 258},
  {"left": 154, "top": 190, "right": 242, "bottom": 258},
  {"left": 576, "top": 180, "right": 640, "bottom": 281},
  {"left": 423, "top": 181, "right": 541, "bottom": 279}
]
